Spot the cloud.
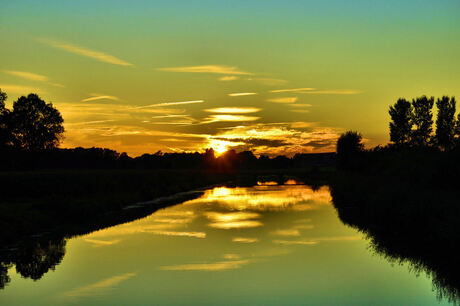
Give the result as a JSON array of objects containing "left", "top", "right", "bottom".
[
  {"left": 39, "top": 39, "right": 133, "bottom": 66},
  {"left": 267, "top": 97, "right": 298, "bottom": 103},
  {"left": 273, "top": 240, "right": 318, "bottom": 246},
  {"left": 232, "top": 237, "right": 259, "bottom": 243},
  {"left": 5, "top": 70, "right": 48, "bottom": 82},
  {"left": 271, "top": 229, "right": 301, "bottom": 236},
  {"left": 160, "top": 260, "right": 251, "bottom": 271},
  {"left": 290, "top": 109, "right": 310, "bottom": 113},
  {"left": 202, "top": 114, "right": 260, "bottom": 124},
  {"left": 158, "top": 65, "right": 252, "bottom": 75},
  {"left": 204, "top": 107, "right": 261, "bottom": 114},
  {"left": 134, "top": 100, "right": 204, "bottom": 108},
  {"left": 0, "top": 84, "right": 43, "bottom": 94},
  {"left": 270, "top": 88, "right": 315, "bottom": 93},
  {"left": 219, "top": 76, "right": 239, "bottom": 81},
  {"left": 228, "top": 92, "right": 257, "bottom": 97},
  {"left": 81, "top": 95, "right": 119, "bottom": 102},
  {"left": 302, "top": 90, "right": 361, "bottom": 95},
  {"left": 63, "top": 272, "right": 136, "bottom": 297},
  {"left": 289, "top": 103, "right": 312, "bottom": 108},
  {"left": 203, "top": 123, "right": 342, "bottom": 156},
  {"left": 270, "top": 88, "right": 361, "bottom": 95}
]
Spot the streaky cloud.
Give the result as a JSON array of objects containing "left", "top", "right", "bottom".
[
  {"left": 267, "top": 97, "right": 298, "bottom": 103},
  {"left": 270, "top": 88, "right": 315, "bottom": 93},
  {"left": 301, "top": 90, "right": 361, "bottom": 95},
  {"left": 204, "top": 107, "right": 261, "bottom": 114},
  {"left": 228, "top": 92, "right": 257, "bottom": 97},
  {"left": 157, "top": 65, "right": 253, "bottom": 75},
  {"left": 81, "top": 95, "right": 119, "bottom": 102},
  {"left": 0, "top": 84, "right": 44, "bottom": 94},
  {"left": 219, "top": 76, "right": 239, "bottom": 81},
  {"left": 5, "top": 70, "right": 48, "bottom": 82},
  {"left": 134, "top": 100, "right": 204, "bottom": 108},
  {"left": 39, "top": 38, "right": 133, "bottom": 66}
]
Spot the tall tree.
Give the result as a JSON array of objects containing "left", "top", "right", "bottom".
[
  {"left": 389, "top": 98, "right": 412, "bottom": 146},
  {"left": 435, "top": 96, "right": 456, "bottom": 150},
  {"left": 10, "top": 94, "right": 64, "bottom": 151},
  {"left": 411, "top": 96, "right": 434, "bottom": 147}
]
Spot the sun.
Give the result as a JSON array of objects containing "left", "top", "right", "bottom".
[{"left": 208, "top": 139, "right": 232, "bottom": 155}]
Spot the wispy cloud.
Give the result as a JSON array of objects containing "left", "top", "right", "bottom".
[
  {"left": 301, "top": 90, "right": 361, "bottom": 95},
  {"left": 204, "top": 107, "right": 261, "bottom": 114},
  {"left": 232, "top": 237, "right": 259, "bottom": 243},
  {"left": 270, "top": 88, "right": 315, "bottom": 93},
  {"left": 134, "top": 100, "right": 204, "bottom": 108},
  {"left": 228, "top": 92, "right": 257, "bottom": 97},
  {"left": 219, "top": 76, "right": 239, "bottom": 81},
  {"left": 0, "top": 84, "right": 43, "bottom": 94},
  {"left": 271, "top": 229, "right": 301, "bottom": 236},
  {"left": 39, "top": 39, "right": 133, "bottom": 66},
  {"left": 157, "top": 65, "right": 252, "bottom": 75},
  {"left": 290, "top": 109, "right": 310, "bottom": 113},
  {"left": 267, "top": 97, "right": 298, "bottom": 103},
  {"left": 202, "top": 114, "right": 260, "bottom": 124},
  {"left": 160, "top": 260, "right": 251, "bottom": 271},
  {"left": 251, "top": 78, "right": 288, "bottom": 86},
  {"left": 63, "top": 272, "right": 136, "bottom": 297},
  {"left": 270, "top": 88, "right": 361, "bottom": 95},
  {"left": 81, "top": 95, "right": 119, "bottom": 102},
  {"left": 5, "top": 70, "right": 48, "bottom": 82},
  {"left": 273, "top": 240, "right": 318, "bottom": 246}
]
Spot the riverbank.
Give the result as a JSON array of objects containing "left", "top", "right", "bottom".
[{"left": 0, "top": 167, "right": 333, "bottom": 246}]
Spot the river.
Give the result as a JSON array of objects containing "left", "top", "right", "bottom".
[{"left": 0, "top": 182, "right": 451, "bottom": 305}]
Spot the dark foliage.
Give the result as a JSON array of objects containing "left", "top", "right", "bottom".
[
  {"left": 9, "top": 94, "right": 64, "bottom": 151},
  {"left": 410, "top": 96, "right": 434, "bottom": 146},
  {"left": 336, "top": 131, "right": 364, "bottom": 168},
  {"left": 435, "top": 96, "right": 456, "bottom": 150},
  {"left": 389, "top": 98, "right": 412, "bottom": 146},
  {"left": 330, "top": 150, "right": 460, "bottom": 303}
]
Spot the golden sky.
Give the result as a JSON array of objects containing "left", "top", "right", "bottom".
[{"left": 1, "top": 1, "right": 459, "bottom": 156}]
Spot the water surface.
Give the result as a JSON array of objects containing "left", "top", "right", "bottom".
[{"left": 1, "top": 183, "right": 450, "bottom": 305}]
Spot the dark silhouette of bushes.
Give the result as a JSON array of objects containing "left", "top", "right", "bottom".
[{"left": 0, "top": 90, "right": 64, "bottom": 151}]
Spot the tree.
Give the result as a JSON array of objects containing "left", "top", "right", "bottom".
[
  {"left": 389, "top": 98, "right": 412, "bottom": 146},
  {"left": 0, "top": 89, "right": 13, "bottom": 148},
  {"left": 411, "top": 96, "right": 434, "bottom": 147},
  {"left": 10, "top": 94, "right": 64, "bottom": 151},
  {"left": 336, "top": 131, "right": 364, "bottom": 167},
  {"left": 435, "top": 96, "right": 456, "bottom": 150}
]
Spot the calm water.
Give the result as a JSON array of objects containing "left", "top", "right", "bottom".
[{"left": 0, "top": 183, "right": 451, "bottom": 305}]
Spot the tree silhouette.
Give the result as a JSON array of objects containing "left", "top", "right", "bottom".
[
  {"left": 389, "top": 98, "right": 412, "bottom": 146},
  {"left": 0, "top": 89, "right": 12, "bottom": 148},
  {"left": 435, "top": 96, "right": 456, "bottom": 151},
  {"left": 336, "top": 131, "right": 364, "bottom": 167},
  {"left": 10, "top": 94, "right": 64, "bottom": 151},
  {"left": 411, "top": 96, "right": 434, "bottom": 147}
]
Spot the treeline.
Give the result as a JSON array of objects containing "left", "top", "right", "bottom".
[{"left": 0, "top": 146, "right": 336, "bottom": 171}]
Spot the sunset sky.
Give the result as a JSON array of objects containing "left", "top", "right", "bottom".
[{"left": 1, "top": 1, "right": 459, "bottom": 156}]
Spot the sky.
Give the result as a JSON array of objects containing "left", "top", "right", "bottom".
[{"left": 1, "top": 0, "right": 459, "bottom": 156}]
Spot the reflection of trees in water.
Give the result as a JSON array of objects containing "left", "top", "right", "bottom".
[
  {"left": 0, "top": 239, "right": 66, "bottom": 289},
  {"left": 330, "top": 177, "right": 460, "bottom": 303}
]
